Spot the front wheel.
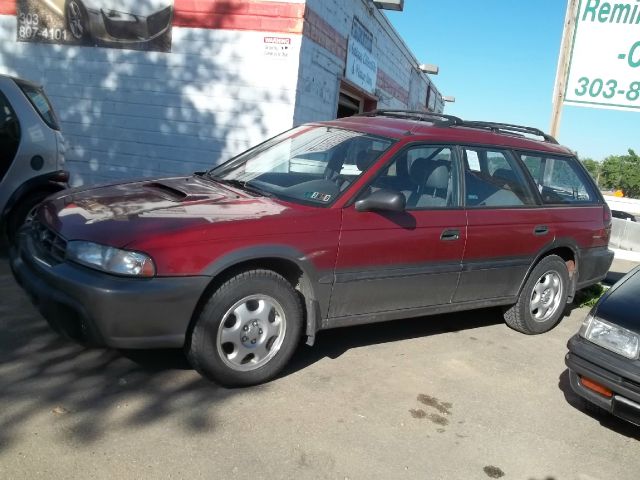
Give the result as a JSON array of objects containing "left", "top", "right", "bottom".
[
  {"left": 503, "top": 255, "right": 570, "bottom": 334},
  {"left": 187, "top": 269, "right": 303, "bottom": 387}
]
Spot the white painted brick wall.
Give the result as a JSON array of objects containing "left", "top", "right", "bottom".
[
  {"left": 0, "top": 15, "right": 301, "bottom": 186},
  {"left": 295, "top": 0, "right": 442, "bottom": 125}
]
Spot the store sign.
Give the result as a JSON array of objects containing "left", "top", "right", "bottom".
[
  {"left": 345, "top": 37, "right": 378, "bottom": 94},
  {"left": 16, "top": 0, "right": 174, "bottom": 52},
  {"left": 564, "top": 0, "right": 640, "bottom": 111}
]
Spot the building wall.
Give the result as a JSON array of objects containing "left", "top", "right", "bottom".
[
  {"left": 0, "top": 0, "right": 304, "bottom": 186},
  {"left": 293, "top": 0, "right": 443, "bottom": 125},
  {"left": 0, "top": 0, "right": 443, "bottom": 187}
]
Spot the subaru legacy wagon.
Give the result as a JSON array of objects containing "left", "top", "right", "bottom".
[{"left": 11, "top": 111, "right": 614, "bottom": 386}]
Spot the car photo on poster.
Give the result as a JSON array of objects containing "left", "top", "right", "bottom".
[{"left": 16, "top": 0, "right": 174, "bottom": 52}]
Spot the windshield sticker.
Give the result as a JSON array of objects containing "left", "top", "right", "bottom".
[{"left": 305, "top": 192, "right": 332, "bottom": 202}]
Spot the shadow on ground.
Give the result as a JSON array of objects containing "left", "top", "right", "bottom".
[
  {"left": 558, "top": 369, "right": 640, "bottom": 440},
  {"left": 285, "top": 307, "right": 504, "bottom": 377},
  {"left": 0, "top": 255, "right": 243, "bottom": 454},
  {"left": 0, "top": 252, "right": 507, "bottom": 453}
]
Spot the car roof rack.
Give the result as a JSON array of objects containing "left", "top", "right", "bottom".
[
  {"left": 354, "top": 110, "right": 558, "bottom": 144},
  {"left": 461, "top": 121, "right": 559, "bottom": 144},
  {"left": 356, "top": 109, "right": 463, "bottom": 127}
]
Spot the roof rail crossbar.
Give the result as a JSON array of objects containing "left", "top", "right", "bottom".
[
  {"left": 356, "top": 110, "right": 463, "bottom": 127},
  {"left": 462, "top": 121, "right": 558, "bottom": 144}
]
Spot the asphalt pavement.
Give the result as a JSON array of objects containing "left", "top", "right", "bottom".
[{"left": 0, "top": 255, "right": 638, "bottom": 480}]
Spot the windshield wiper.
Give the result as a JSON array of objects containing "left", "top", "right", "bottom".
[{"left": 209, "top": 176, "right": 273, "bottom": 197}]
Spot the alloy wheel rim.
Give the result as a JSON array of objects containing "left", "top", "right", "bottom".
[
  {"left": 68, "top": 2, "right": 84, "bottom": 39},
  {"left": 530, "top": 270, "right": 563, "bottom": 322},
  {"left": 216, "top": 294, "right": 286, "bottom": 372}
]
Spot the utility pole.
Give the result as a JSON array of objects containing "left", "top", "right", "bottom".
[{"left": 550, "top": 0, "right": 579, "bottom": 138}]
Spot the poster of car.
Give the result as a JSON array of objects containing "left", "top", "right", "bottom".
[{"left": 16, "top": 0, "right": 174, "bottom": 52}]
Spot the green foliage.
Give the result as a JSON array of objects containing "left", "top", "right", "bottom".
[
  {"left": 600, "top": 149, "right": 640, "bottom": 198},
  {"left": 574, "top": 284, "right": 607, "bottom": 308},
  {"left": 580, "top": 158, "right": 600, "bottom": 183}
]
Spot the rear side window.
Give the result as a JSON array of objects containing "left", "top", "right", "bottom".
[
  {"left": 15, "top": 80, "right": 60, "bottom": 131},
  {"left": 463, "top": 148, "right": 537, "bottom": 207},
  {"left": 0, "top": 91, "right": 21, "bottom": 176},
  {"left": 519, "top": 154, "right": 597, "bottom": 204}
]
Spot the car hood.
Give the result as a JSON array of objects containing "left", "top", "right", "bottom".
[
  {"left": 38, "top": 175, "right": 295, "bottom": 248},
  {"left": 594, "top": 266, "right": 640, "bottom": 334},
  {"left": 81, "top": 0, "right": 171, "bottom": 16}
]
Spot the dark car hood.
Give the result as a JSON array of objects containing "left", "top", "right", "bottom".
[
  {"left": 595, "top": 266, "right": 640, "bottom": 334},
  {"left": 39, "top": 176, "right": 291, "bottom": 247}
]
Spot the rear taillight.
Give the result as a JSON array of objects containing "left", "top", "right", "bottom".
[{"left": 603, "top": 203, "right": 612, "bottom": 227}]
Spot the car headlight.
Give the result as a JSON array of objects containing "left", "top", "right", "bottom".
[
  {"left": 66, "top": 241, "right": 155, "bottom": 277},
  {"left": 579, "top": 314, "right": 640, "bottom": 359}
]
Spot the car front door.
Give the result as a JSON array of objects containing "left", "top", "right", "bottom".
[{"left": 329, "top": 144, "right": 466, "bottom": 319}]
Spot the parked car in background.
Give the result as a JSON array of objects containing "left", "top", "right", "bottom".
[
  {"left": 566, "top": 266, "right": 640, "bottom": 426},
  {"left": 11, "top": 111, "right": 613, "bottom": 386},
  {"left": 611, "top": 210, "right": 636, "bottom": 222},
  {"left": 0, "top": 74, "right": 68, "bottom": 245}
]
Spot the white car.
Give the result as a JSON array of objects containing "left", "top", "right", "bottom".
[
  {"left": 51, "top": 0, "right": 173, "bottom": 44},
  {"left": 0, "top": 74, "right": 68, "bottom": 244}
]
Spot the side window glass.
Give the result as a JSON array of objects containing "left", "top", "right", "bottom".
[
  {"left": 463, "top": 148, "right": 536, "bottom": 207},
  {"left": 0, "top": 92, "right": 21, "bottom": 169},
  {"left": 367, "top": 145, "right": 459, "bottom": 209},
  {"left": 520, "top": 154, "right": 596, "bottom": 204}
]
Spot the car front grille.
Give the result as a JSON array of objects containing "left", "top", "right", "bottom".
[
  {"left": 32, "top": 220, "right": 67, "bottom": 264},
  {"left": 147, "top": 6, "right": 172, "bottom": 37}
]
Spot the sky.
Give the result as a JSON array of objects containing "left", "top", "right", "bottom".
[{"left": 386, "top": 0, "right": 639, "bottom": 161}]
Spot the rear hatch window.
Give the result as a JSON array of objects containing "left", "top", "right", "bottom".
[{"left": 15, "top": 79, "right": 60, "bottom": 131}]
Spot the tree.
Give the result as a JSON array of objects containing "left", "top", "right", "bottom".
[
  {"left": 580, "top": 158, "right": 600, "bottom": 184},
  {"left": 600, "top": 149, "right": 640, "bottom": 198}
]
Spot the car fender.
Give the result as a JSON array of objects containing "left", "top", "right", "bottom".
[
  {"left": 1, "top": 170, "right": 69, "bottom": 228},
  {"left": 201, "top": 244, "right": 331, "bottom": 345},
  {"left": 516, "top": 238, "right": 581, "bottom": 301}
]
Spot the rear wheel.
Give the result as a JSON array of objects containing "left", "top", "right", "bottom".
[
  {"left": 5, "top": 191, "right": 50, "bottom": 246},
  {"left": 503, "top": 255, "right": 569, "bottom": 334},
  {"left": 187, "top": 269, "right": 303, "bottom": 387}
]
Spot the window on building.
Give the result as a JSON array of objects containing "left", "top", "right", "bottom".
[{"left": 520, "top": 154, "right": 597, "bottom": 204}]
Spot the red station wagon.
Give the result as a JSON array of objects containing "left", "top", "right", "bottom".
[{"left": 11, "top": 111, "right": 614, "bottom": 386}]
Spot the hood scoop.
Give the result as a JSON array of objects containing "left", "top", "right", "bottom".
[{"left": 143, "top": 182, "right": 189, "bottom": 201}]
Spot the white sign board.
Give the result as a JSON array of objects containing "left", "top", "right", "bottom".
[
  {"left": 564, "top": 0, "right": 640, "bottom": 111},
  {"left": 345, "top": 37, "right": 378, "bottom": 94}
]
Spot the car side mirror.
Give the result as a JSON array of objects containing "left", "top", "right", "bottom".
[{"left": 355, "top": 189, "right": 406, "bottom": 212}]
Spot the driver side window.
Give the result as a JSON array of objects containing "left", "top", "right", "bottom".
[{"left": 368, "top": 145, "right": 460, "bottom": 209}]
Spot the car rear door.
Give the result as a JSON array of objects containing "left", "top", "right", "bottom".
[
  {"left": 455, "top": 146, "right": 552, "bottom": 303},
  {"left": 329, "top": 144, "right": 467, "bottom": 318}
]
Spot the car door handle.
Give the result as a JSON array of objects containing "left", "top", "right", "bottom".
[
  {"left": 440, "top": 229, "right": 460, "bottom": 241},
  {"left": 534, "top": 225, "right": 549, "bottom": 236}
]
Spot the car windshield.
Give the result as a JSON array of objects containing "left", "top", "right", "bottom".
[{"left": 208, "top": 126, "right": 394, "bottom": 206}]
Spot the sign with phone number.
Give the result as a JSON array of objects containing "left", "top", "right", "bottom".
[{"left": 564, "top": 0, "right": 640, "bottom": 111}]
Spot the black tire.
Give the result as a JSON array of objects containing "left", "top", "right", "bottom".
[
  {"left": 5, "top": 191, "right": 50, "bottom": 246},
  {"left": 503, "top": 255, "right": 570, "bottom": 334},
  {"left": 187, "top": 269, "right": 303, "bottom": 387},
  {"left": 65, "top": 0, "right": 90, "bottom": 42}
]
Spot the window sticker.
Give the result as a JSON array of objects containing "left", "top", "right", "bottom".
[{"left": 304, "top": 192, "right": 332, "bottom": 202}]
